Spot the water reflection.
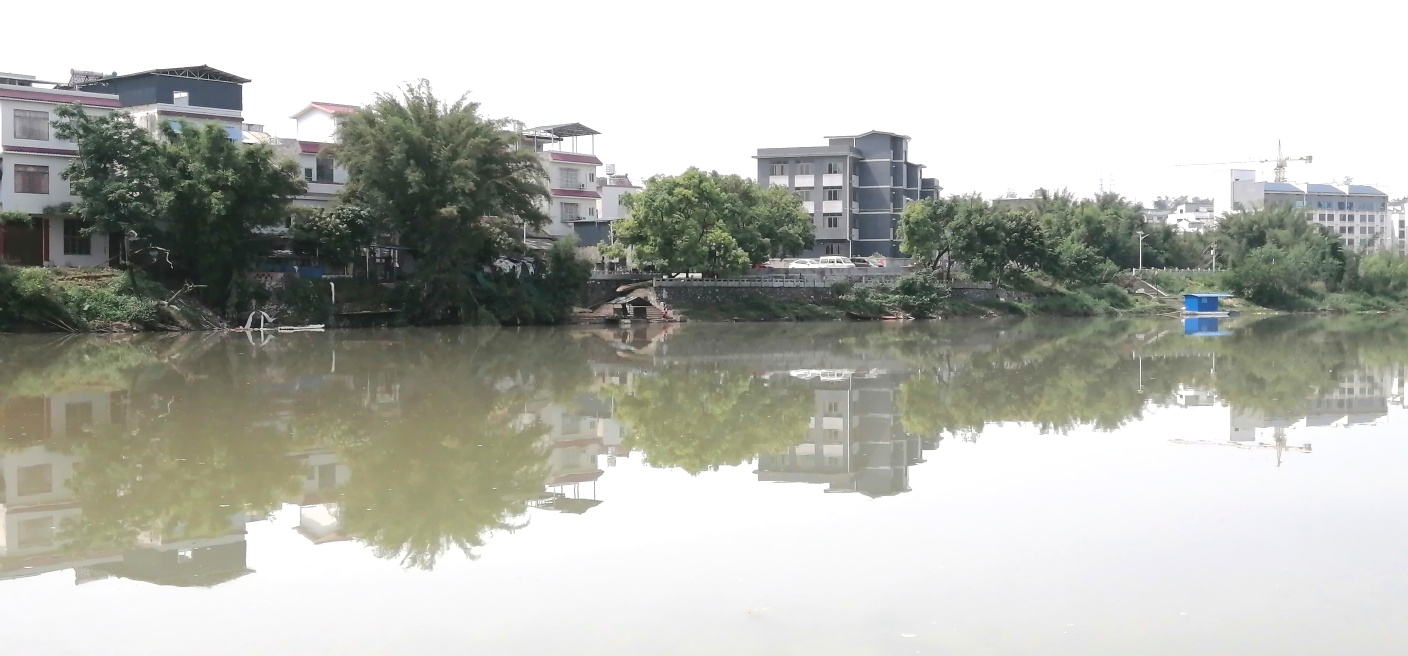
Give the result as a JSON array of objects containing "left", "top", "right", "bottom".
[{"left": 3, "top": 316, "right": 1408, "bottom": 588}]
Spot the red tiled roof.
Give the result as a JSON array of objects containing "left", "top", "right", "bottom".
[
  {"left": 2, "top": 145, "right": 78, "bottom": 156},
  {"left": 0, "top": 86, "right": 120, "bottom": 108},
  {"left": 310, "top": 102, "right": 359, "bottom": 115},
  {"left": 551, "top": 188, "right": 602, "bottom": 199},
  {"left": 548, "top": 152, "right": 603, "bottom": 165},
  {"left": 298, "top": 141, "right": 329, "bottom": 154}
]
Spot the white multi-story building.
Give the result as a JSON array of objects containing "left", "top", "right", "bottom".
[
  {"left": 1390, "top": 200, "right": 1406, "bottom": 256},
  {"left": 0, "top": 72, "right": 118, "bottom": 267},
  {"left": 521, "top": 123, "right": 602, "bottom": 238},
  {"left": 597, "top": 168, "right": 640, "bottom": 221},
  {"left": 1217, "top": 169, "right": 1391, "bottom": 252},
  {"left": 285, "top": 102, "right": 357, "bottom": 207},
  {"left": 1166, "top": 200, "right": 1215, "bottom": 233}
]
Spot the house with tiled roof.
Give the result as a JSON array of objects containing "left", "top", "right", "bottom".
[{"left": 286, "top": 101, "right": 358, "bottom": 207}]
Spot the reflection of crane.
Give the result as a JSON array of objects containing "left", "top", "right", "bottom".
[
  {"left": 1172, "top": 140, "right": 1314, "bottom": 183},
  {"left": 1168, "top": 428, "right": 1312, "bottom": 468}
]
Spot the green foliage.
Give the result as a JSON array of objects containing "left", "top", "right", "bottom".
[
  {"left": 837, "top": 270, "right": 954, "bottom": 318},
  {"left": 1352, "top": 253, "right": 1408, "bottom": 298},
  {"left": 475, "top": 238, "right": 593, "bottom": 325},
  {"left": 0, "top": 265, "right": 75, "bottom": 330},
  {"left": 609, "top": 168, "right": 813, "bottom": 275},
  {"left": 289, "top": 204, "right": 378, "bottom": 267},
  {"left": 614, "top": 365, "right": 813, "bottom": 474},
  {"left": 0, "top": 209, "right": 32, "bottom": 225},
  {"left": 898, "top": 198, "right": 958, "bottom": 267},
  {"left": 336, "top": 80, "right": 548, "bottom": 324}
]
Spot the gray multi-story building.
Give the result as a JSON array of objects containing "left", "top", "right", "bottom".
[
  {"left": 755, "top": 131, "right": 940, "bottom": 258},
  {"left": 1221, "top": 170, "right": 1391, "bottom": 252}
]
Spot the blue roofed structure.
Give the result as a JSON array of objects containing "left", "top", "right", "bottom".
[
  {"left": 1264, "top": 182, "right": 1303, "bottom": 193},
  {"left": 1183, "top": 292, "right": 1232, "bottom": 314},
  {"left": 1348, "top": 185, "right": 1385, "bottom": 196},
  {"left": 1306, "top": 183, "right": 1342, "bottom": 195}
]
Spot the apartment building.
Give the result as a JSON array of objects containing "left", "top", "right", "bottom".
[
  {"left": 286, "top": 102, "right": 357, "bottom": 207},
  {"left": 755, "top": 130, "right": 940, "bottom": 258},
  {"left": 1221, "top": 169, "right": 1391, "bottom": 252},
  {"left": 0, "top": 72, "right": 120, "bottom": 267},
  {"left": 572, "top": 167, "right": 641, "bottom": 247},
  {"left": 521, "top": 123, "right": 603, "bottom": 238},
  {"left": 72, "top": 65, "right": 247, "bottom": 139}
]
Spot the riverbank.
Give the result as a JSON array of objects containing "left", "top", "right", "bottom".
[{"left": 0, "top": 266, "right": 221, "bottom": 332}]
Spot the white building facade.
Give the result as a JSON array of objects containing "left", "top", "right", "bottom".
[
  {"left": 521, "top": 123, "right": 603, "bottom": 238},
  {"left": 0, "top": 73, "right": 118, "bottom": 267},
  {"left": 1220, "top": 169, "right": 1391, "bottom": 252},
  {"left": 286, "top": 102, "right": 357, "bottom": 208}
]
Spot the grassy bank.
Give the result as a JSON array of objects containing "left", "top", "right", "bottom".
[
  {"left": 0, "top": 266, "right": 218, "bottom": 332},
  {"left": 669, "top": 272, "right": 1181, "bottom": 323}
]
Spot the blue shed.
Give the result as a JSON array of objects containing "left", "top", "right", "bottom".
[{"left": 1183, "top": 293, "right": 1232, "bottom": 314}]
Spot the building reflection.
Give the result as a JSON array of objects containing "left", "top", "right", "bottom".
[{"left": 755, "top": 368, "right": 930, "bottom": 498}]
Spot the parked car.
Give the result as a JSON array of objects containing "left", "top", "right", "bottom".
[
  {"left": 788, "top": 258, "right": 821, "bottom": 269},
  {"left": 850, "top": 257, "right": 878, "bottom": 268},
  {"left": 818, "top": 256, "right": 857, "bottom": 268}
]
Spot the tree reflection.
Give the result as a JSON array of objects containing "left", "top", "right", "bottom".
[{"left": 613, "top": 365, "right": 813, "bottom": 474}]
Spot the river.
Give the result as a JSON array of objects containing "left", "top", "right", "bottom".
[{"left": 1, "top": 317, "right": 1406, "bottom": 655}]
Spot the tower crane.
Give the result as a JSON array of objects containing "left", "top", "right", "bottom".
[{"left": 1172, "top": 140, "right": 1313, "bottom": 182}]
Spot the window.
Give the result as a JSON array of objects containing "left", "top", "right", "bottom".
[
  {"left": 826, "top": 162, "right": 842, "bottom": 175},
  {"left": 18, "top": 464, "right": 53, "bottom": 496},
  {"left": 824, "top": 243, "right": 840, "bottom": 255},
  {"left": 13, "top": 109, "right": 49, "bottom": 140},
  {"left": 17, "top": 517, "right": 55, "bottom": 549},
  {"left": 14, "top": 164, "right": 48, "bottom": 194},
  {"left": 64, "top": 399, "right": 93, "bottom": 435},
  {"left": 315, "top": 155, "right": 335, "bottom": 183},
  {"left": 797, "top": 163, "right": 812, "bottom": 175},
  {"left": 63, "top": 219, "right": 91, "bottom": 256},
  {"left": 825, "top": 401, "right": 840, "bottom": 415},
  {"left": 824, "top": 428, "right": 842, "bottom": 443},
  {"left": 824, "top": 188, "right": 841, "bottom": 201},
  {"left": 587, "top": 172, "right": 596, "bottom": 183},
  {"left": 561, "top": 202, "right": 581, "bottom": 221},
  {"left": 796, "top": 189, "right": 812, "bottom": 201},
  {"left": 1347, "top": 238, "right": 1355, "bottom": 246},
  {"left": 770, "top": 163, "right": 786, "bottom": 176},
  {"left": 560, "top": 168, "right": 579, "bottom": 189},
  {"left": 303, "top": 167, "right": 314, "bottom": 181},
  {"left": 824, "top": 214, "right": 840, "bottom": 228},
  {"left": 1338, "top": 201, "right": 1346, "bottom": 210}
]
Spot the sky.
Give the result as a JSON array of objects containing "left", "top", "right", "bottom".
[{"left": 7, "top": 0, "right": 1405, "bottom": 205}]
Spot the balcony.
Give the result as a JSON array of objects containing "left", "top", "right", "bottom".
[
  {"left": 823, "top": 200, "right": 844, "bottom": 213},
  {"left": 550, "top": 187, "right": 601, "bottom": 199},
  {"left": 768, "top": 175, "right": 789, "bottom": 187},
  {"left": 822, "top": 173, "right": 845, "bottom": 187},
  {"left": 793, "top": 175, "right": 816, "bottom": 188},
  {"left": 802, "top": 201, "right": 816, "bottom": 213}
]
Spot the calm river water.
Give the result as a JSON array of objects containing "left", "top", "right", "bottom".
[{"left": 1, "top": 317, "right": 1406, "bottom": 655}]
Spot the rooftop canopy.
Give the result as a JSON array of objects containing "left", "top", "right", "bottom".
[
  {"left": 528, "top": 122, "right": 600, "bottom": 138},
  {"left": 824, "top": 129, "right": 911, "bottom": 140},
  {"left": 93, "top": 65, "right": 251, "bottom": 85}
]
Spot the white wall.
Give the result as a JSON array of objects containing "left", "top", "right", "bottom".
[
  {"left": 598, "top": 184, "right": 639, "bottom": 220},
  {"left": 45, "top": 217, "right": 109, "bottom": 267},
  {"left": 295, "top": 110, "right": 339, "bottom": 143}
]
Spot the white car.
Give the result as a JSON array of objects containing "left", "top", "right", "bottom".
[
  {"left": 818, "top": 256, "right": 857, "bottom": 268},
  {"left": 788, "top": 258, "right": 821, "bottom": 269}
]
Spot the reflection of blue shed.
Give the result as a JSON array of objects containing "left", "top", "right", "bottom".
[
  {"left": 1183, "top": 293, "right": 1232, "bottom": 314},
  {"left": 1183, "top": 317, "right": 1230, "bottom": 337}
]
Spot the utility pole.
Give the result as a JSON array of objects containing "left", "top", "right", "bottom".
[{"left": 1136, "top": 231, "right": 1149, "bottom": 272}]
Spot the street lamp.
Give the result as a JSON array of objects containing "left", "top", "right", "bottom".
[{"left": 1136, "top": 231, "right": 1150, "bottom": 272}]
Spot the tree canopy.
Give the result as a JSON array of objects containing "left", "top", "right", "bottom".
[{"left": 608, "top": 168, "right": 813, "bottom": 275}]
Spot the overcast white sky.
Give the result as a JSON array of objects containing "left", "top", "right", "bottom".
[{"left": 8, "top": 0, "right": 1405, "bottom": 204}]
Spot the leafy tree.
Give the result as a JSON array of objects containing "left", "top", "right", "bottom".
[
  {"left": 157, "top": 122, "right": 306, "bottom": 311},
  {"left": 52, "top": 105, "right": 165, "bottom": 277},
  {"left": 335, "top": 80, "right": 549, "bottom": 324},
  {"left": 289, "top": 204, "right": 378, "bottom": 267},
  {"left": 898, "top": 197, "right": 958, "bottom": 271},
  {"left": 609, "top": 168, "right": 812, "bottom": 275}
]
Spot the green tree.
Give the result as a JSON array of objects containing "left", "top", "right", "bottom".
[
  {"left": 289, "top": 204, "right": 378, "bottom": 268},
  {"left": 158, "top": 122, "right": 306, "bottom": 311},
  {"left": 898, "top": 197, "right": 959, "bottom": 271},
  {"left": 609, "top": 168, "right": 812, "bottom": 275},
  {"left": 335, "top": 80, "right": 549, "bottom": 324},
  {"left": 52, "top": 105, "right": 165, "bottom": 276}
]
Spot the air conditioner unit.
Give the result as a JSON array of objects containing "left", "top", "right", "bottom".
[{"left": 578, "top": 183, "right": 586, "bottom": 189}]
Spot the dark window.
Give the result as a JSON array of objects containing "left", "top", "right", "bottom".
[
  {"left": 14, "top": 164, "right": 48, "bottom": 194},
  {"left": 17, "top": 518, "right": 55, "bottom": 549},
  {"left": 826, "top": 162, "right": 842, "bottom": 175},
  {"left": 63, "top": 220, "right": 91, "bottom": 256},
  {"left": 796, "top": 189, "right": 812, "bottom": 201},
  {"left": 17, "top": 464, "right": 53, "bottom": 496},
  {"left": 1337, "top": 201, "right": 1346, "bottom": 210},
  {"left": 315, "top": 156, "right": 335, "bottom": 183},
  {"left": 769, "top": 163, "right": 786, "bottom": 176},
  {"left": 797, "top": 163, "right": 812, "bottom": 175},
  {"left": 824, "top": 188, "right": 841, "bottom": 201},
  {"left": 824, "top": 214, "right": 840, "bottom": 228},
  {"left": 14, "top": 109, "right": 49, "bottom": 140}
]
